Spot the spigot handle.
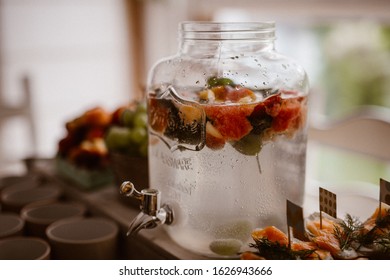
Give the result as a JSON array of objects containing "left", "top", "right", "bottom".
[
  {"left": 120, "top": 181, "right": 174, "bottom": 236},
  {"left": 120, "top": 181, "right": 161, "bottom": 216},
  {"left": 120, "top": 181, "right": 142, "bottom": 199}
]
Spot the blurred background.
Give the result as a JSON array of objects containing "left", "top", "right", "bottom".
[{"left": 1, "top": 0, "right": 390, "bottom": 186}]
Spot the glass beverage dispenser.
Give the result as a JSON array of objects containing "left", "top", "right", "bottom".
[{"left": 121, "top": 21, "right": 309, "bottom": 258}]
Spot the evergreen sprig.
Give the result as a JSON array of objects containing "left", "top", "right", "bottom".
[{"left": 250, "top": 238, "right": 315, "bottom": 260}]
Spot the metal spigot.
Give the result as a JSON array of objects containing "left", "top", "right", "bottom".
[{"left": 120, "top": 181, "right": 174, "bottom": 236}]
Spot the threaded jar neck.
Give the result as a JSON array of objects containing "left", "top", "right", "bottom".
[{"left": 179, "top": 22, "right": 276, "bottom": 42}]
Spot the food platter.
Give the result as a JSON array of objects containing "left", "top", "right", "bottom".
[{"left": 242, "top": 180, "right": 390, "bottom": 260}]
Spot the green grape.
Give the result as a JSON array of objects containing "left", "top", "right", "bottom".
[
  {"left": 135, "top": 102, "right": 147, "bottom": 114},
  {"left": 129, "top": 127, "right": 147, "bottom": 144},
  {"left": 105, "top": 126, "right": 132, "bottom": 151},
  {"left": 232, "top": 133, "right": 262, "bottom": 156},
  {"left": 122, "top": 109, "right": 136, "bottom": 128},
  {"left": 133, "top": 112, "right": 147, "bottom": 128},
  {"left": 107, "top": 103, "right": 149, "bottom": 157},
  {"left": 207, "top": 76, "right": 234, "bottom": 87},
  {"left": 209, "top": 239, "right": 242, "bottom": 256}
]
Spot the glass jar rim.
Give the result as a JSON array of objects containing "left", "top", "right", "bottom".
[
  {"left": 180, "top": 21, "right": 275, "bottom": 31},
  {"left": 179, "top": 21, "right": 276, "bottom": 41}
]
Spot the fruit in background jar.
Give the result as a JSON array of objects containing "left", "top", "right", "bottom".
[
  {"left": 66, "top": 107, "right": 112, "bottom": 131},
  {"left": 58, "top": 106, "right": 112, "bottom": 169},
  {"left": 58, "top": 101, "right": 149, "bottom": 172},
  {"left": 121, "top": 108, "right": 136, "bottom": 128},
  {"left": 105, "top": 101, "right": 148, "bottom": 157},
  {"left": 82, "top": 107, "right": 112, "bottom": 127},
  {"left": 133, "top": 113, "right": 148, "bottom": 128},
  {"left": 129, "top": 126, "right": 147, "bottom": 145},
  {"left": 105, "top": 126, "right": 133, "bottom": 152},
  {"left": 67, "top": 138, "right": 108, "bottom": 169},
  {"left": 85, "top": 127, "right": 106, "bottom": 140}
]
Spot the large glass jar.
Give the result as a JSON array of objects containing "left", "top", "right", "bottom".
[{"left": 146, "top": 22, "right": 309, "bottom": 257}]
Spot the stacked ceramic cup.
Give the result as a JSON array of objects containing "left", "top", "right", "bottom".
[
  {"left": 0, "top": 173, "right": 58, "bottom": 259},
  {"left": 0, "top": 173, "right": 119, "bottom": 260}
]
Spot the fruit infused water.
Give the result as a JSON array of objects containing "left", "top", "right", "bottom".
[{"left": 148, "top": 77, "right": 308, "bottom": 257}]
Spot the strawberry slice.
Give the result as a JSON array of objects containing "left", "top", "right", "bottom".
[
  {"left": 272, "top": 97, "right": 302, "bottom": 133},
  {"left": 204, "top": 104, "right": 255, "bottom": 141},
  {"left": 250, "top": 91, "right": 305, "bottom": 135}
]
